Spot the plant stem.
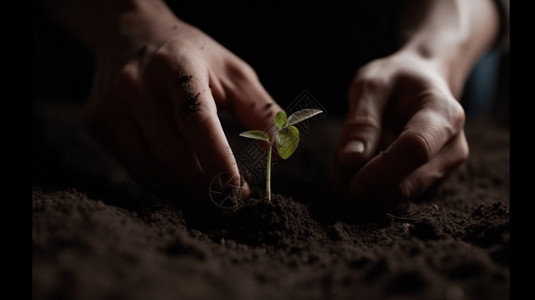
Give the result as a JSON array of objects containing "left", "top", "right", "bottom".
[{"left": 266, "top": 141, "right": 272, "bottom": 201}]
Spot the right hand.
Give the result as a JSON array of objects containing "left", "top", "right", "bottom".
[{"left": 85, "top": 18, "right": 281, "bottom": 204}]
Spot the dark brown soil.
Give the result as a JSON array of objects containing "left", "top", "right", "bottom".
[{"left": 32, "top": 103, "right": 509, "bottom": 300}]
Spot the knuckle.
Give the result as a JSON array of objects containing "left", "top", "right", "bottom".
[
  {"left": 114, "top": 64, "right": 141, "bottom": 90},
  {"left": 149, "top": 46, "right": 194, "bottom": 78},
  {"left": 229, "top": 59, "right": 258, "bottom": 81},
  {"left": 454, "top": 134, "right": 470, "bottom": 165},
  {"left": 151, "top": 47, "right": 177, "bottom": 67},
  {"left": 422, "top": 90, "right": 466, "bottom": 132},
  {"left": 345, "top": 114, "right": 380, "bottom": 132},
  {"left": 460, "top": 140, "right": 469, "bottom": 162},
  {"left": 403, "top": 130, "right": 434, "bottom": 164},
  {"left": 353, "top": 76, "right": 388, "bottom": 93},
  {"left": 450, "top": 101, "right": 466, "bottom": 129}
]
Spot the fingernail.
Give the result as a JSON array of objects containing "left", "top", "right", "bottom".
[{"left": 342, "top": 140, "right": 365, "bottom": 155}]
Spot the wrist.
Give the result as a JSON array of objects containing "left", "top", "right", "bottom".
[
  {"left": 395, "top": 0, "right": 500, "bottom": 98},
  {"left": 396, "top": 41, "right": 466, "bottom": 98}
]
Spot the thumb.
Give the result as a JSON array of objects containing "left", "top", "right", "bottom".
[
  {"left": 216, "top": 63, "right": 282, "bottom": 134},
  {"left": 338, "top": 81, "right": 390, "bottom": 169}
]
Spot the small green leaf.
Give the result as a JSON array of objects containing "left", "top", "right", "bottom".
[
  {"left": 287, "top": 109, "right": 323, "bottom": 126},
  {"left": 274, "top": 111, "right": 287, "bottom": 129},
  {"left": 275, "top": 125, "right": 299, "bottom": 159},
  {"left": 239, "top": 130, "right": 269, "bottom": 142}
]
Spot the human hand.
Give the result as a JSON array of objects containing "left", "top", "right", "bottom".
[
  {"left": 85, "top": 17, "right": 281, "bottom": 204},
  {"left": 331, "top": 51, "right": 469, "bottom": 207}
]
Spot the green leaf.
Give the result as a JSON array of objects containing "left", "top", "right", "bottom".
[
  {"left": 275, "top": 125, "right": 299, "bottom": 159},
  {"left": 239, "top": 130, "right": 269, "bottom": 142},
  {"left": 274, "top": 111, "right": 287, "bottom": 129},
  {"left": 287, "top": 109, "right": 323, "bottom": 126}
]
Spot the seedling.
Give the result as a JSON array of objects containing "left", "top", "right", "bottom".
[{"left": 240, "top": 108, "right": 323, "bottom": 201}]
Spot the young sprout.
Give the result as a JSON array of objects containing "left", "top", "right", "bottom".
[{"left": 240, "top": 108, "right": 323, "bottom": 201}]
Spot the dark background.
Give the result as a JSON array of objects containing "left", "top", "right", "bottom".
[
  {"left": 33, "top": 0, "right": 508, "bottom": 117},
  {"left": 33, "top": 0, "right": 409, "bottom": 116}
]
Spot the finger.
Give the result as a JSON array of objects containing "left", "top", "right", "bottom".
[
  {"left": 338, "top": 79, "right": 392, "bottom": 169},
  {"left": 349, "top": 98, "right": 464, "bottom": 198},
  {"left": 370, "top": 131, "right": 468, "bottom": 208},
  {"left": 393, "top": 130, "right": 469, "bottom": 200},
  {"left": 111, "top": 64, "right": 206, "bottom": 195},
  {"left": 170, "top": 67, "right": 249, "bottom": 199},
  {"left": 214, "top": 59, "right": 282, "bottom": 134}
]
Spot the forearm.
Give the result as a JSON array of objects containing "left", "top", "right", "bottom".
[
  {"left": 40, "top": 0, "right": 182, "bottom": 58},
  {"left": 398, "top": 0, "right": 500, "bottom": 97}
]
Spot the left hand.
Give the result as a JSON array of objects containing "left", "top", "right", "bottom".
[{"left": 331, "top": 51, "right": 469, "bottom": 207}]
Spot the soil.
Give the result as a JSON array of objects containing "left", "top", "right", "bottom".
[{"left": 32, "top": 103, "right": 509, "bottom": 300}]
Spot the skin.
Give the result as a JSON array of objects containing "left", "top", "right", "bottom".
[
  {"left": 43, "top": 0, "right": 282, "bottom": 203},
  {"left": 332, "top": 0, "right": 500, "bottom": 207},
  {"left": 42, "top": 0, "right": 502, "bottom": 208}
]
